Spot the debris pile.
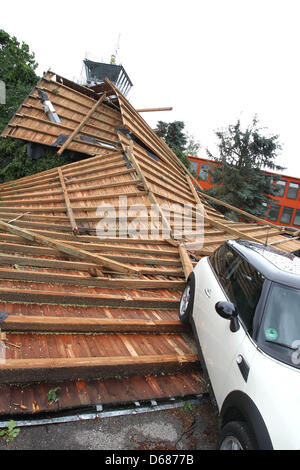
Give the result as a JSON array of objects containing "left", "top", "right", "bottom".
[{"left": 0, "top": 67, "right": 297, "bottom": 417}]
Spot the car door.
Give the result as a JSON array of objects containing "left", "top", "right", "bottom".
[{"left": 192, "top": 245, "right": 263, "bottom": 408}]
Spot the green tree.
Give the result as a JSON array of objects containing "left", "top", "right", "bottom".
[
  {"left": 0, "top": 29, "right": 41, "bottom": 181},
  {"left": 156, "top": 120, "right": 191, "bottom": 168},
  {"left": 0, "top": 30, "right": 79, "bottom": 182},
  {"left": 206, "top": 116, "right": 284, "bottom": 220},
  {"left": 185, "top": 133, "right": 201, "bottom": 156},
  {"left": 0, "top": 29, "right": 39, "bottom": 131},
  {"left": 0, "top": 146, "right": 84, "bottom": 183}
]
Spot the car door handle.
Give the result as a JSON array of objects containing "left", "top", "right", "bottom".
[{"left": 204, "top": 288, "right": 211, "bottom": 298}]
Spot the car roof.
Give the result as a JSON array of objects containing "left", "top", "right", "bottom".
[{"left": 227, "top": 239, "right": 300, "bottom": 289}]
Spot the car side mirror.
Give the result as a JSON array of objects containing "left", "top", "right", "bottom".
[{"left": 215, "top": 301, "right": 240, "bottom": 332}]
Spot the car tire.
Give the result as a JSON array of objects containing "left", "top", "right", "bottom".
[
  {"left": 217, "top": 421, "right": 257, "bottom": 450},
  {"left": 178, "top": 278, "right": 194, "bottom": 324}
]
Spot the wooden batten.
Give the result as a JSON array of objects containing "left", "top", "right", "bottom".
[
  {"left": 57, "top": 167, "right": 78, "bottom": 235},
  {"left": 2, "top": 316, "right": 189, "bottom": 333},
  {"left": 122, "top": 138, "right": 174, "bottom": 238},
  {"left": 0, "top": 220, "right": 139, "bottom": 276},
  {"left": 57, "top": 93, "right": 107, "bottom": 156},
  {"left": 0, "top": 353, "right": 199, "bottom": 384},
  {"left": 136, "top": 107, "right": 173, "bottom": 113},
  {"left": 178, "top": 244, "right": 194, "bottom": 280}
]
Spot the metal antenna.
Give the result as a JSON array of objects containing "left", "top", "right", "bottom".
[{"left": 111, "top": 33, "right": 121, "bottom": 64}]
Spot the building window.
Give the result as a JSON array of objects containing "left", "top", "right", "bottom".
[
  {"left": 199, "top": 164, "right": 210, "bottom": 181},
  {"left": 275, "top": 180, "right": 287, "bottom": 197},
  {"left": 189, "top": 161, "right": 199, "bottom": 174},
  {"left": 287, "top": 182, "right": 299, "bottom": 199},
  {"left": 294, "top": 209, "right": 300, "bottom": 227},
  {"left": 280, "top": 206, "right": 294, "bottom": 225},
  {"left": 267, "top": 204, "right": 280, "bottom": 221}
]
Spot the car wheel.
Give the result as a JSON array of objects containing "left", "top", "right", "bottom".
[
  {"left": 218, "top": 421, "right": 257, "bottom": 450},
  {"left": 178, "top": 279, "right": 194, "bottom": 324}
]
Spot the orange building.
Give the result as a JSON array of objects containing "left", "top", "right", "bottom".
[{"left": 187, "top": 155, "right": 300, "bottom": 229}]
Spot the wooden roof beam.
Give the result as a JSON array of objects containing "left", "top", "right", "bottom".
[
  {"left": 0, "top": 353, "right": 199, "bottom": 384},
  {"left": 122, "top": 138, "right": 174, "bottom": 239},
  {"left": 57, "top": 93, "right": 107, "bottom": 156},
  {"left": 178, "top": 244, "right": 194, "bottom": 280},
  {"left": 0, "top": 286, "right": 179, "bottom": 308},
  {"left": 185, "top": 215, "right": 271, "bottom": 251},
  {"left": 0, "top": 267, "right": 184, "bottom": 290},
  {"left": 57, "top": 167, "right": 78, "bottom": 235},
  {"left": 136, "top": 107, "right": 173, "bottom": 113},
  {"left": 2, "top": 316, "right": 188, "bottom": 333},
  {"left": 0, "top": 219, "right": 140, "bottom": 276}
]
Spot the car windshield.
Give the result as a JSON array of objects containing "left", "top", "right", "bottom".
[{"left": 259, "top": 283, "right": 300, "bottom": 369}]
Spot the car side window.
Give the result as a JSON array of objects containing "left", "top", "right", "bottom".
[
  {"left": 228, "top": 260, "right": 264, "bottom": 334},
  {"left": 210, "top": 245, "right": 265, "bottom": 335},
  {"left": 210, "top": 244, "right": 239, "bottom": 289}
]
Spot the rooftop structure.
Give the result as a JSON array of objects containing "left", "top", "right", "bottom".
[{"left": 84, "top": 59, "right": 133, "bottom": 96}]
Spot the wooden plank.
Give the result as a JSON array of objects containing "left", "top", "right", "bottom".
[
  {"left": 58, "top": 241, "right": 179, "bottom": 256},
  {"left": 0, "top": 230, "right": 172, "bottom": 246},
  {"left": 178, "top": 244, "right": 194, "bottom": 280},
  {"left": 123, "top": 138, "right": 174, "bottom": 238},
  {"left": 0, "top": 353, "right": 199, "bottom": 384},
  {"left": 136, "top": 107, "right": 173, "bottom": 113},
  {"left": 0, "top": 220, "right": 139, "bottom": 276},
  {"left": 144, "top": 171, "right": 196, "bottom": 205},
  {"left": 0, "top": 242, "right": 182, "bottom": 265},
  {"left": 204, "top": 217, "right": 283, "bottom": 243},
  {"left": 0, "top": 232, "right": 179, "bottom": 255},
  {"left": 269, "top": 234, "right": 300, "bottom": 246},
  {"left": 184, "top": 215, "right": 268, "bottom": 249},
  {"left": 56, "top": 92, "right": 107, "bottom": 155},
  {"left": 2, "top": 316, "right": 189, "bottom": 333},
  {"left": 0, "top": 253, "right": 184, "bottom": 276},
  {"left": 0, "top": 188, "right": 146, "bottom": 207},
  {"left": 0, "top": 267, "right": 184, "bottom": 289},
  {"left": 0, "top": 166, "right": 135, "bottom": 201},
  {"left": 185, "top": 174, "right": 207, "bottom": 217},
  {"left": 57, "top": 167, "right": 78, "bottom": 235},
  {"left": 109, "top": 80, "right": 184, "bottom": 175},
  {"left": 0, "top": 286, "right": 180, "bottom": 308},
  {"left": 0, "top": 372, "right": 206, "bottom": 416},
  {"left": 15, "top": 112, "right": 119, "bottom": 146}
]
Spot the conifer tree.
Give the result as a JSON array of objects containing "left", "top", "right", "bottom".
[{"left": 206, "top": 116, "right": 284, "bottom": 219}]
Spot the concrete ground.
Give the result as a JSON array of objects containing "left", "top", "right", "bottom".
[{"left": 0, "top": 396, "right": 219, "bottom": 451}]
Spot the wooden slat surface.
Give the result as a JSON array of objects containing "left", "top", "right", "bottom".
[{"left": 0, "top": 70, "right": 298, "bottom": 417}]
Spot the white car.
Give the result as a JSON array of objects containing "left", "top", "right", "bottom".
[{"left": 179, "top": 239, "right": 300, "bottom": 450}]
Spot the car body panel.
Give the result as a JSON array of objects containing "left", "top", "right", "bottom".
[
  {"left": 189, "top": 243, "right": 300, "bottom": 450},
  {"left": 192, "top": 257, "right": 250, "bottom": 406},
  {"left": 245, "top": 349, "right": 300, "bottom": 450}
]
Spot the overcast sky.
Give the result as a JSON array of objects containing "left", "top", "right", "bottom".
[{"left": 1, "top": 0, "right": 300, "bottom": 176}]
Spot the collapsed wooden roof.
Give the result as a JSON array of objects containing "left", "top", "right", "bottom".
[{"left": 0, "top": 72, "right": 298, "bottom": 417}]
